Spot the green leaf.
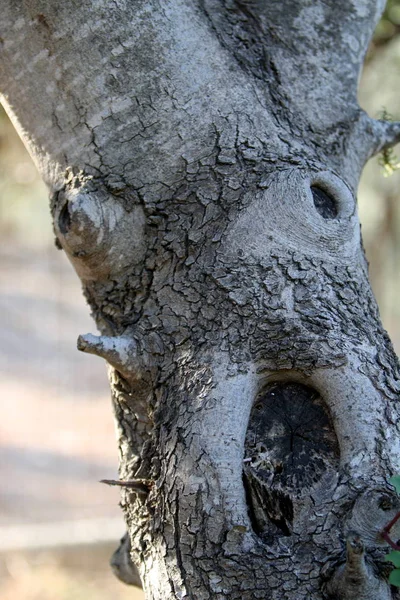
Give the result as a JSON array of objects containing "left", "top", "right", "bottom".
[
  {"left": 385, "top": 551, "right": 400, "bottom": 568},
  {"left": 389, "top": 476, "right": 400, "bottom": 495},
  {"left": 389, "top": 568, "right": 400, "bottom": 587}
]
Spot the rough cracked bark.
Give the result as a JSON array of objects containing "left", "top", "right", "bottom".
[{"left": 1, "top": 1, "right": 400, "bottom": 598}]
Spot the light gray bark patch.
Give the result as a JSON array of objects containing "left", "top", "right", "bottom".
[
  {"left": 200, "top": 0, "right": 375, "bottom": 129},
  {"left": 52, "top": 175, "right": 147, "bottom": 283}
]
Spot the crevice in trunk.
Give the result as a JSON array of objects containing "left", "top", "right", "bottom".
[
  {"left": 243, "top": 381, "right": 340, "bottom": 542},
  {"left": 58, "top": 200, "right": 71, "bottom": 234}
]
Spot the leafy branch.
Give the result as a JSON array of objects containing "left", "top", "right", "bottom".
[{"left": 378, "top": 109, "right": 400, "bottom": 176}]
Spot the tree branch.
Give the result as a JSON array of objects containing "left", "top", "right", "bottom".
[
  {"left": 367, "top": 118, "right": 400, "bottom": 157},
  {"left": 77, "top": 334, "right": 142, "bottom": 381}
]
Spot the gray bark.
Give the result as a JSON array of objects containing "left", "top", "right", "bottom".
[{"left": 1, "top": 1, "right": 400, "bottom": 598}]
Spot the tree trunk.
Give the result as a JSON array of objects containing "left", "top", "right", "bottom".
[{"left": 2, "top": 1, "right": 400, "bottom": 598}]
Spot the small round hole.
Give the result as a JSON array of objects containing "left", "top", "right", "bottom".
[{"left": 311, "top": 185, "right": 338, "bottom": 220}]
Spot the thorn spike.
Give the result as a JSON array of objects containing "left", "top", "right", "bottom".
[{"left": 100, "top": 479, "right": 151, "bottom": 495}]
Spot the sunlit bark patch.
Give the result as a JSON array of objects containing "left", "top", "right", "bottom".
[{"left": 243, "top": 381, "right": 340, "bottom": 541}]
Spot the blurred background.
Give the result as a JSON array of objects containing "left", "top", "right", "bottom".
[
  {"left": 0, "top": 98, "right": 144, "bottom": 597},
  {"left": 1, "top": 4, "right": 400, "bottom": 599}
]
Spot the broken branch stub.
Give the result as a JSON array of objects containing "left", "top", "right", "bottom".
[
  {"left": 77, "top": 334, "right": 142, "bottom": 383},
  {"left": 325, "top": 531, "right": 392, "bottom": 600}
]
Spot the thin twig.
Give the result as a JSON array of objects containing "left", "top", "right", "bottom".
[
  {"left": 380, "top": 510, "right": 400, "bottom": 549},
  {"left": 100, "top": 479, "right": 152, "bottom": 495}
]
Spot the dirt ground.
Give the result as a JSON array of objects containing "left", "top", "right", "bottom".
[{"left": 0, "top": 545, "right": 144, "bottom": 600}]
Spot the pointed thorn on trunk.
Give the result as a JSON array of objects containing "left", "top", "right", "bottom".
[{"left": 100, "top": 478, "right": 152, "bottom": 495}]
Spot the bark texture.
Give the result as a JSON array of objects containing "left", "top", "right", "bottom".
[{"left": 1, "top": 1, "right": 400, "bottom": 598}]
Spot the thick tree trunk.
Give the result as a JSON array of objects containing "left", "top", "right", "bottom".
[{"left": 2, "top": 1, "right": 400, "bottom": 598}]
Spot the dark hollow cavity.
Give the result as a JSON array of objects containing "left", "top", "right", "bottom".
[
  {"left": 58, "top": 202, "right": 71, "bottom": 234},
  {"left": 243, "top": 382, "right": 339, "bottom": 541},
  {"left": 311, "top": 185, "right": 338, "bottom": 219}
]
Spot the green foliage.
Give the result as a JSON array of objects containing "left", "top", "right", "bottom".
[
  {"left": 379, "top": 146, "right": 400, "bottom": 177},
  {"left": 386, "top": 551, "right": 400, "bottom": 568},
  {"left": 377, "top": 109, "right": 400, "bottom": 176},
  {"left": 389, "top": 567, "right": 400, "bottom": 587},
  {"left": 385, "top": 476, "right": 400, "bottom": 587},
  {"left": 390, "top": 475, "right": 400, "bottom": 495}
]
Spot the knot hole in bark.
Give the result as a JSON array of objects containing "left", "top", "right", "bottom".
[
  {"left": 243, "top": 382, "right": 339, "bottom": 542},
  {"left": 58, "top": 200, "right": 71, "bottom": 234},
  {"left": 311, "top": 185, "right": 338, "bottom": 219}
]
